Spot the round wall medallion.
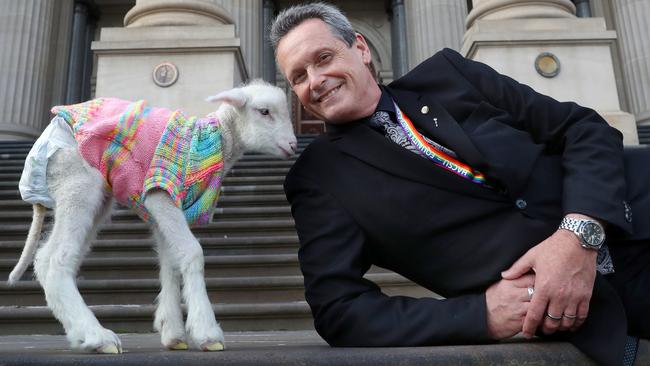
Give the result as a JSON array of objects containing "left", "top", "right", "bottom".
[
  {"left": 535, "top": 52, "right": 561, "bottom": 78},
  {"left": 153, "top": 62, "right": 179, "bottom": 87}
]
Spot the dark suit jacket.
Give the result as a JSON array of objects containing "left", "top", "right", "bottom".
[{"left": 284, "top": 48, "right": 647, "bottom": 366}]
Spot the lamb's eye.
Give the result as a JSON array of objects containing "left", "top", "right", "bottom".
[{"left": 259, "top": 108, "right": 270, "bottom": 116}]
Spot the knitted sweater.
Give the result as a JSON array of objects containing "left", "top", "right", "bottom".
[{"left": 51, "top": 98, "right": 224, "bottom": 226}]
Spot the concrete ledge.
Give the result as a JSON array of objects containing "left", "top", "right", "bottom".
[{"left": 0, "top": 331, "right": 647, "bottom": 366}]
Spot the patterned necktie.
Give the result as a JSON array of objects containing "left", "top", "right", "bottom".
[{"left": 369, "top": 111, "right": 457, "bottom": 158}]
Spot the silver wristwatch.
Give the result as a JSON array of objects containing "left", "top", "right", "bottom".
[{"left": 558, "top": 216, "right": 606, "bottom": 250}]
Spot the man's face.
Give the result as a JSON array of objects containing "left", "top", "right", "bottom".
[{"left": 276, "top": 19, "right": 379, "bottom": 124}]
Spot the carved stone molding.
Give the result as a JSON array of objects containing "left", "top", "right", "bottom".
[
  {"left": 124, "top": 0, "right": 233, "bottom": 27},
  {"left": 467, "top": 0, "right": 576, "bottom": 29}
]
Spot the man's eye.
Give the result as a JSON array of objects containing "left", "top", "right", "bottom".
[
  {"left": 318, "top": 54, "right": 332, "bottom": 63},
  {"left": 292, "top": 73, "right": 306, "bottom": 85}
]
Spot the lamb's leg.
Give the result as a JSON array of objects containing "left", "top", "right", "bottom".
[
  {"left": 152, "top": 229, "right": 188, "bottom": 350},
  {"left": 33, "top": 149, "right": 121, "bottom": 354},
  {"left": 144, "top": 190, "right": 224, "bottom": 351}
]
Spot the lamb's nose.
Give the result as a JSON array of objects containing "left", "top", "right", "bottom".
[{"left": 289, "top": 140, "right": 298, "bottom": 153}]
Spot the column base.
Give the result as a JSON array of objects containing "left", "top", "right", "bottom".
[
  {"left": 462, "top": 18, "right": 636, "bottom": 143},
  {"left": 92, "top": 25, "right": 248, "bottom": 117}
]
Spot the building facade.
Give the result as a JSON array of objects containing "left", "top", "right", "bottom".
[{"left": 0, "top": 0, "right": 648, "bottom": 141}]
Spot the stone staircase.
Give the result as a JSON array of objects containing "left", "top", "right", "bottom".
[
  {"left": 638, "top": 124, "right": 650, "bottom": 145},
  {"left": 0, "top": 137, "right": 431, "bottom": 336}
]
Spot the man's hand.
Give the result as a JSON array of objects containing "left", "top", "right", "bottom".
[
  {"left": 485, "top": 274, "right": 535, "bottom": 340},
  {"left": 501, "top": 218, "right": 598, "bottom": 338}
]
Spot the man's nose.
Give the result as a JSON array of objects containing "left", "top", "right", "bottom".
[{"left": 308, "top": 69, "right": 326, "bottom": 91}]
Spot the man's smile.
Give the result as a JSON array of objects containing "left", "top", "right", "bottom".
[{"left": 316, "top": 84, "right": 343, "bottom": 103}]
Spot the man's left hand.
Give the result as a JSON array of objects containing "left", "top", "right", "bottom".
[{"left": 501, "top": 225, "right": 598, "bottom": 338}]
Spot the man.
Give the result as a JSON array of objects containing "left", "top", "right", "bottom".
[{"left": 271, "top": 3, "right": 649, "bottom": 365}]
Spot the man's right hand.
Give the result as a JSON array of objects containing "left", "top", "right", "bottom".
[{"left": 485, "top": 274, "right": 536, "bottom": 340}]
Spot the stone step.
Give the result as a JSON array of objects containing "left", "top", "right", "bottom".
[
  {"left": 1, "top": 330, "right": 635, "bottom": 366},
  {"left": 0, "top": 235, "right": 300, "bottom": 257},
  {"left": 0, "top": 194, "right": 290, "bottom": 212},
  {"left": 0, "top": 302, "right": 314, "bottom": 334},
  {"left": 0, "top": 206, "right": 292, "bottom": 224},
  {"left": 0, "top": 137, "right": 315, "bottom": 148},
  {"left": 0, "top": 255, "right": 390, "bottom": 280},
  {"left": 0, "top": 273, "right": 432, "bottom": 307},
  {"left": 0, "top": 254, "right": 303, "bottom": 279},
  {"left": 0, "top": 139, "right": 314, "bottom": 150},
  {"left": 0, "top": 158, "right": 299, "bottom": 169},
  {"left": 0, "top": 184, "right": 287, "bottom": 200},
  {"left": 0, "top": 149, "right": 307, "bottom": 162},
  {"left": 0, "top": 174, "right": 289, "bottom": 187},
  {"left": 0, "top": 218, "right": 297, "bottom": 241},
  {"left": 0, "top": 165, "right": 294, "bottom": 176}
]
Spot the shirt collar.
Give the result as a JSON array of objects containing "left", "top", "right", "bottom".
[
  {"left": 327, "top": 84, "right": 394, "bottom": 134},
  {"left": 375, "top": 85, "right": 395, "bottom": 114}
]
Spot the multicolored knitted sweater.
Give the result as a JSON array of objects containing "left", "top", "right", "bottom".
[{"left": 51, "top": 98, "right": 224, "bottom": 226}]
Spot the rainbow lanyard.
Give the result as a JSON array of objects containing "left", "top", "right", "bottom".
[{"left": 392, "top": 100, "right": 486, "bottom": 185}]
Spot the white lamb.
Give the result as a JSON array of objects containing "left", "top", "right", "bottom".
[{"left": 8, "top": 80, "right": 297, "bottom": 354}]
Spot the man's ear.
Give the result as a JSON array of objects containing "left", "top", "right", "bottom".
[
  {"left": 354, "top": 33, "right": 372, "bottom": 65},
  {"left": 205, "top": 88, "right": 248, "bottom": 108}
]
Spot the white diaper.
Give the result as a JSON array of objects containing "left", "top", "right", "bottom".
[{"left": 19, "top": 116, "right": 78, "bottom": 208}]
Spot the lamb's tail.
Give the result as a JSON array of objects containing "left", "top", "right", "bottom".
[{"left": 8, "top": 204, "right": 47, "bottom": 285}]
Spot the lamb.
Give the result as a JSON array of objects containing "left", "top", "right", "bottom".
[{"left": 8, "top": 79, "right": 297, "bottom": 354}]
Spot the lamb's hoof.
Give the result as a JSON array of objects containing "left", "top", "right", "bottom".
[
  {"left": 167, "top": 340, "right": 188, "bottom": 351},
  {"left": 96, "top": 344, "right": 121, "bottom": 354},
  {"left": 201, "top": 341, "right": 225, "bottom": 352}
]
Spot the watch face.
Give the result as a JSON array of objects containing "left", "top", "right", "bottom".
[{"left": 581, "top": 222, "right": 605, "bottom": 247}]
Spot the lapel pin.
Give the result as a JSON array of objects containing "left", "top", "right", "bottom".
[
  {"left": 420, "top": 106, "right": 429, "bottom": 114},
  {"left": 433, "top": 117, "right": 439, "bottom": 127}
]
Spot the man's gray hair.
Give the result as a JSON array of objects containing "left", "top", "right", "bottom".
[{"left": 270, "top": 2, "right": 356, "bottom": 50}]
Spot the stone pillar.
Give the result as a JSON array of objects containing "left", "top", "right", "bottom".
[
  {"left": 66, "top": 1, "right": 89, "bottom": 104},
  {"left": 611, "top": 0, "right": 650, "bottom": 126},
  {"left": 573, "top": 0, "right": 592, "bottom": 17},
  {"left": 390, "top": 0, "right": 408, "bottom": 78},
  {"left": 404, "top": 0, "right": 468, "bottom": 69},
  {"left": 462, "top": 0, "right": 639, "bottom": 144},
  {"left": 81, "top": 17, "right": 97, "bottom": 101},
  {"left": 262, "top": 0, "right": 276, "bottom": 84},
  {"left": 213, "top": 0, "right": 263, "bottom": 80},
  {"left": 0, "top": 1, "right": 68, "bottom": 139}
]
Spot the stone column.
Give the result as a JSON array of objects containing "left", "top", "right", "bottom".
[
  {"left": 66, "top": 1, "right": 89, "bottom": 104},
  {"left": 212, "top": 0, "right": 263, "bottom": 80},
  {"left": 262, "top": 0, "right": 276, "bottom": 84},
  {"left": 611, "top": 0, "right": 650, "bottom": 126},
  {"left": 81, "top": 17, "right": 97, "bottom": 101},
  {"left": 390, "top": 0, "right": 408, "bottom": 78},
  {"left": 0, "top": 1, "right": 60, "bottom": 139},
  {"left": 573, "top": 0, "right": 592, "bottom": 17},
  {"left": 404, "top": 0, "right": 468, "bottom": 70}
]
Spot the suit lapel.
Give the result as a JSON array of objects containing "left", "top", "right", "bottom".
[
  {"left": 384, "top": 87, "right": 488, "bottom": 171},
  {"left": 327, "top": 121, "right": 503, "bottom": 202}
]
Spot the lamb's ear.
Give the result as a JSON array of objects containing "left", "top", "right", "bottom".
[{"left": 205, "top": 88, "right": 248, "bottom": 108}]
